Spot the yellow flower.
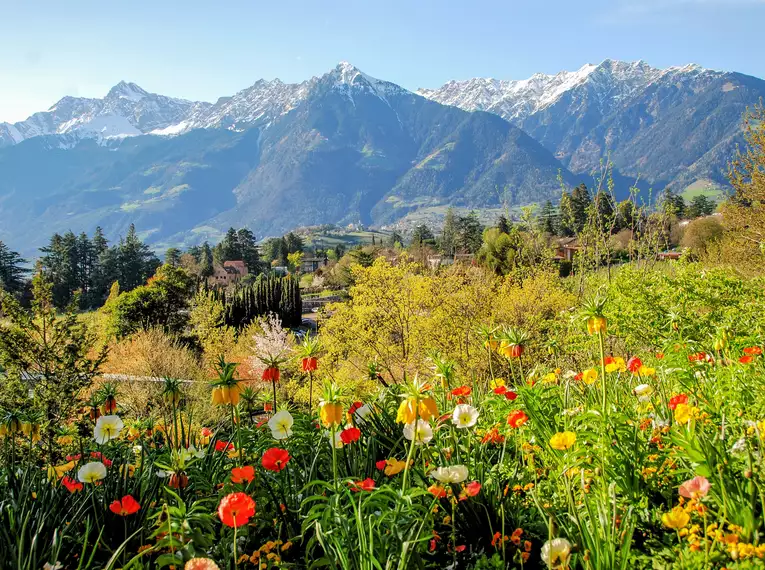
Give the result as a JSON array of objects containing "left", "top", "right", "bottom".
[
  {"left": 47, "top": 460, "right": 76, "bottom": 481},
  {"left": 543, "top": 372, "right": 558, "bottom": 384},
  {"left": 56, "top": 435, "right": 74, "bottom": 445},
  {"left": 605, "top": 357, "right": 626, "bottom": 373},
  {"left": 549, "top": 431, "right": 577, "bottom": 451},
  {"left": 638, "top": 365, "right": 656, "bottom": 376},
  {"left": 674, "top": 403, "right": 699, "bottom": 424},
  {"left": 319, "top": 402, "right": 344, "bottom": 427},
  {"left": 586, "top": 316, "right": 607, "bottom": 335},
  {"left": 489, "top": 378, "right": 506, "bottom": 389},
  {"left": 383, "top": 458, "right": 407, "bottom": 477},
  {"left": 582, "top": 368, "right": 598, "bottom": 385},
  {"left": 662, "top": 507, "right": 690, "bottom": 529},
  {"left": 396, "top": 397, "right": 438, "bottom": 424}
]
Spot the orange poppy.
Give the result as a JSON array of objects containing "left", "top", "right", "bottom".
[
  {"left": 340, "top": 426, "right": 361, "bottom": 444},
  {"left": 740, "top": 355, "right": 754, "bottom": 364},
  {"left": 261, "top": 448, "right": 290, "bottom": 472},
  {"left": 627, "top": 357, "right": 643, "bottom": 374},
  {"left": 62, "top": 476, "right": 83, "bottom": 493},
  {"left": 231, "top": 465, "right": 255, "bottom": 484},
  {"left": 350, "top": 478, "right": 375, "bottom": 492},
  {"left": 217, "top": 492, "right": 256, "bottom": 527},
  {"left": 109, "top": 495, "right": 141, "bottom": 516},
  {"left": 507, "top": 410, "right": 529, "bottom": 428},
  {"left": 451, "top": 386, "right": 472, "bottom": 397},
  {"left": 744, "top": 346, "right": 763, "bottom": 356}
]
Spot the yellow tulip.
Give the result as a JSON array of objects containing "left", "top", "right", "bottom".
[
  {"left": 550, "top": 431, "right": 577, "bottom": 451},
  {"left": 662, "top": 507, "right": 690, "bottom": 530},
  {"left": 319, "top": 402, "right": 344, "bottom": 427},
  {"left": 582, "top": 368, "right": 598, "bottom": 385}
]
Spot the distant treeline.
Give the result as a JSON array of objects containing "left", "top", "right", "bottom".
[{"left": 207, "top": 275, "right": 302, "bottom": 329}]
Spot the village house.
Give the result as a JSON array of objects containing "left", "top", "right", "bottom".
[
  {"left": 553, "top": 237, "right": 581, "bottom": 262},
  {"left": 208, "top": 260, "right": 248, "bottom": 286},
  {"left": 300, "top": 256, "right": 329, "bottom": 273}
]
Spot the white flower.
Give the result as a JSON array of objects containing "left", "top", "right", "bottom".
[
  {"left": 187, "top": 445, "right": 205, "bottom": 459},
  {"left": 132, "top": 445, "right": 143, "bottom": 456},
  {"left": 430, "top": 465, "right": 468, "bottom": 484},
  {"left": 77, "top": 461, "right": 107, "bottom": 484},
  {"left": 93, "top": 415, "right": 124, "bottom": 444},
  {"left": 730, "top": 438, "right": 747, "bottom": 455},
  {"left": 403, "top": 419, "right": 433, "bottom": 445},
  {"left": 327, "top": 430, "right": 344, "bottom": 448},
  {"left": 633, "top": 384, "right": 653, "bottom": 401},
  {"left": 353, "top": 404, "right": 372, "bottom": 422},
  {"left": 43, "top": 563, "right": 63, "bottom": 570},
  {"left": 268, "top": 410, "right": 294, "bottom": 440},
  {"left": 452, "top": 404, "right": 479, "bottom": 429},
  {"left": 541, "top": 538, "right": 572, "bottom": 569}
]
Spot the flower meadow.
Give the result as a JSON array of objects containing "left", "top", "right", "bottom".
[{"left": 4, "top": 281, "right": 765, "bottom": 569}]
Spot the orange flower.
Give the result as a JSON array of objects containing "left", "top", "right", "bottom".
[
  {"left": 262, "top": 367, "right": 281, "bottom": 382},
  {"left": 185, "top": 559, "right": 220, "bottom": 570},
  {"left": 507, "top": 410, "right": 529, "bottom": 428},
  {"left": 217, "top": 492, "right": 256, "bottom": 528},
  {"left": 301, "top": 357, "right": 318, "bottom": 372},
  {"left": 62, "top": 476, "right": 83, "bottom": 493},
  {"left": 451, "top": 385, "right": 472, "bottom": 397},
  {"left": 744, "top": 346, "right": 762, "bottom": 356},
  {"left": 109, "top": 495, "right": 141, "bottom": 516},
  {"left": 627, "top": 357, "right": 643, "bottom": 374},
  {"left": 261, "top": 448, "right": 290, "bottom": 472},
  {"left": 231, "top": 465, "right": 255, "bottom": 484},
  {"left": 340, "top": 426, "right": 361, "bottom": 444},
  {"left": 350, "top": 478, "right": 375, "bottom": 492},
  {"left": 740, "top": 355, "right": 754, "bottom": 364},
  {"left": 459, "top": 480, "right": 481, "bottom": 501},
  {"left": 428, "top": 484, "right": 447, "bottom": 498},
  {"left": 668, "top": 394, "right": 688, "bottom": 410}
]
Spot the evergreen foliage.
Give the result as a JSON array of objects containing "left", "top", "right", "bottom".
[{"left": 211, "top": 275, "right": 302, "bottom": 329}]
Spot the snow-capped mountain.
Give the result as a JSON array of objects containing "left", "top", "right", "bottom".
[
  {"left": 417, "top": 59, "right": 705, "bottom": 122},
  {"left": 0, "top": 81, "right": 208, "bottom": 147},
  {"left": 419, "top": 59, "right": 765, "bottom": 184}
]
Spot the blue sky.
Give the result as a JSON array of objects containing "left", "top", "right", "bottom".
[{"left": 1, "top": 0, "right": 763, "bottom": 122}]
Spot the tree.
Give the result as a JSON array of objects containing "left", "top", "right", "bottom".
[
  {"left": 0, "top": 269, "right": 106, "bottom": 453},
  {"left": 0, "top": 241, "right": 28, "bottom": 294},
  {"left": 686, "top": 195, "right": 716, "bottom": 219},
  {"left": 723, "top": 103, "right": 765, "bottom": 262},
  {"left": 199, "top": 242, "right": 214, "bottom": 277},
  {"left": 496, "top": 215, "right": 512, "bottom": 235},
  {"left": 237, "top": 228, "right": 261, "bottom": 271},
  {"left": 388, "top": 230, "right": 404, "bottom": 248},
  {"left": 165, "top": 247, "right": 182, "bottom": 267},
  {"left": 118, "top": 224, "right": 160, "bottom": 291},
  {"left": 538, "top": 201, "right": 557, "bottom": 234},
  {"left": 570, "top": 184, "right": 592, "bottom": 232},
  {"left": 661, "top": 189, "right": 686, "bottom": 219},
  {"left": 285, "top": 232, "right": 304, "bottom": 254},
  {"left": 441, "top": 208, "right": 459, "bottom": 256},
  {"left": 681, "top": 217, "right": 724, "bottom": 258},
  {"left": 456, "top": 211, "right": 484, "bottom": 253},
  {"left": 102, "top": 264, "right": 195, "bottom": 338},
  {"left": 411, "top": 225, "right": 435, "bottom": 247},
  {"left": 287, "top": 251, "right": 304, "bottom": 273}
]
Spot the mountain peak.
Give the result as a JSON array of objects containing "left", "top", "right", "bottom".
[{"left": 107, "top": 81, "right": 148, "bottom": 102}]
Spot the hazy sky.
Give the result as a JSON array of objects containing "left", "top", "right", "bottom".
[{"left": 1, "top": 0, "right": 762, "bottom": 122}]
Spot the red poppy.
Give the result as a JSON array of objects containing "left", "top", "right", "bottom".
[
  {"left": 463, "top": 481, "right": 481, "bottom": 498},
  {"left": 255, "top": 418, "right": 269, "bottom": 429},
  {"left": 481, "top": 427, "right": 505, "bottom": 445},
  {"left": 507, "top": 410, "right": 529, "bottom": 428},
  {"left": 261, "top": 448, "right": 290, "bottom": 472},
  {"left": 66, "top": 453, "right": 82, "bottom": 462},
  {"left": 603, "top": 356, "right": 615, "bottom": 365},
  {"left": 375, "top": 459, "right": 387, "bottom": 471},
  {"left": 574, "top": 372, "right": 583, "bottom": 382},
  {"left": 262, "top": 367, "right": 281, "bottom": 382},
  {"left": 668, "top": 393, "right": 688, "bottom": 410},
  {"left": 740, "top": 355, "right": 754, "bottom": 364},
  {"left": 109, "top": 495, "right": 141, "bottom": 516},
  {"left": 744, "top": 346, "right": 762, "bottom": 356},
  {"left": 455, "top": 545, "right": 466, "bottom": 552},
  {"left": 340, "top": 426, "right": 361, "bottom": 444},
  {"left": 350, "top": 478, "right": 375, "bottom": 492},
  {"left": 428, "top": 484, "right": 447, "bottom": 498},
  {"left": 215, "top": 440, "right": 234, "bottom": 452},
  {"left": 231, "top": 465, "right": 255, "bottom": 484},
  {"left": 627, "top": 357, "right": 643, "bottom": 373},
  {"left": 62, "top": 476, "right": 83, "bottom": 493},
  {"left": 504, "top": 390, "right": 517, "bottom": 401},
  {"left": 429, "top": 539, "right": 438, "bottom": 552},
  {"left": 493, "top": 385, "right": 507, "bottom": 395},
  {"left": 656, "top": 352, "right": 665, "bottom": 360},
  {"left": 217, "top": 492, "right": 256, "bottom": 527},
  {"left": 451, "top": 385, "right": 472, "bottom": 397},
  {"left": 264, "top": 402, "right": 273, "bottom": 413},
  {"left": 301, "top": 357, "right": 318, "bottom": 372},
  {"left": 688, "top": 352, "right": 709, "bottom": 363},
  {"left": 90, "top": 452, "right": 112, "bottom": 468},
  {"left": 348, "top": 401, "right": 364, "bottom": 415}
]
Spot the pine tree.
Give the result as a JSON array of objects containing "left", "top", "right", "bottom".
[
  {"left": 457, "top": 211, "right": 484, "bottom": 253},
  {"left": 496, "top": 215, "right": 511, "bottom": 235},
  {"left": 411, "top": 225, "right": 436, "bottom": 246},
  {"left": 441, "top": 207, "right": 458, "bottom": 256},
  {"left": 538, "top": 201, "right": 557, "bottom": 234},
  {"left": 165, "top": 248, "right": 182, "bottom": 267},
  {"left": 570, "top": 184, "right": 592, "bottom": 233},
  {"left": 0, "top": 241, "right": 28, "bottom": 294}
]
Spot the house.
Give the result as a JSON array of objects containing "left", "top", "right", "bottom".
[
  {"left": 208, "top": 260, "right": 248, "bottom": 286},
  {"left": 300, "top": 256, "right": 329, "bottom": 273},
  {"left": 554, "top": 237, "right": 581, "bottom": 262},
  {"left": 658, "top": 251, "right": 683, "bottom": 261}
]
